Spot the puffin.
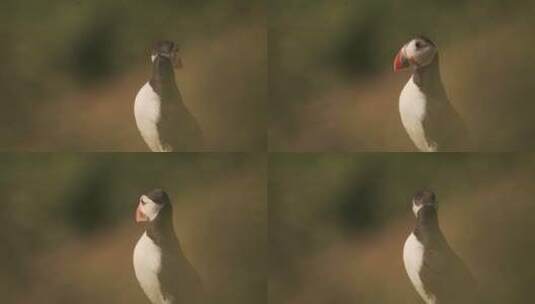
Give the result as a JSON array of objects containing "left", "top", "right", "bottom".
[
  {"left": 134, "top": 41, "right": 203, "bottom": 152},
  {"left": 393, "top": 36, "right": 470, "bottom": 152},
  {"left": 133, "top": 189, "right": 204, "bottom": 304},
  {"left": 403, "top": 190, "right": 478, "bottom": 304}
]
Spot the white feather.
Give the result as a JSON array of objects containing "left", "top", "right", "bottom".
[
  {"left": 403, "top": 233, "right": 437, "bottom": 304},
  {"left": 399, "top": 76, "right": 437, "bottom": 152},
  {"left": 139, "top": 196, "right": 163, "bottom": 221},
  {"left": 133, "top": 232, "right": 172, "bottom": 304},
  {"left": 412, "top": 201, "right": 424, "bottom": 216},
  {"left": 134, "top": 82, "right": 171, "bottom": 152}
]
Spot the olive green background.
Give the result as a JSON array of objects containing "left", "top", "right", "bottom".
[
  {"left": 269, "top": 0, "right": 535, "bottom": 151},
  {"left": 270, "top": 153, "right": 535, "bottom": 303},
  {"left": 0, "top": 154, "right": 266, "bottom": 304},
  {"left": 0, "top": 0, "right": 266, "bottom": 151},
  {"left": 1, "top": 0, "right": 535, "bottom": 303}
]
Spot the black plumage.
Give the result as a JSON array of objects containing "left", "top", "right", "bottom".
[
  {"left": 413, "top": 55, "right": 471, "bottom": 151},
  {"left": 134, "top": 189, "right": 205, "bottom": 304},
  {"left": 395, "top": 36, "right": 473, "bottom": 152},
  {"left": 145, "top": 195, "right": 204, "bottom": 304},
  {"left": 149, "top": 54, "right": 203, "bottom": 151},
  {"left": 408, "top": 191, "right": 479, "bottom": 304}
]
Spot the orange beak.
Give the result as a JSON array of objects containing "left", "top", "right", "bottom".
[
  {"left": 135, "top": 202, "right": 149, "bottom": 223},
  {"left": 393, "top": 48, "right": 410, "bottom": 72}
]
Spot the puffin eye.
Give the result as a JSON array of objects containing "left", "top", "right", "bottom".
[
  {"left": 140, "top": 199, "right": 146, "bottom": 205},
  {"left": 415, "top": 41, "right": 422, "bottom": 49}
]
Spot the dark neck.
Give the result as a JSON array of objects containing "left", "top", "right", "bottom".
[
  {"left": 146, "top": 205, "right": 182, "bottom": 251},
  {"left": 413, "top": 205, "right": 444, "bottom": 245},
  {"left": 412, "top": 55, "right": 446, "bottom": 98},
  {"left": 149, "top": 56, "right": 177, "bottom": 96}
]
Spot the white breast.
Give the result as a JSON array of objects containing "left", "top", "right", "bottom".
[
  {"left": 399, "top": 77, "right": 436, "bottom": 152},
  {"left": 403, "top": 233, "right": 436, "bottom": 304},
  {"left": 133, "top": 232, "right": 171, "bottom": 304},
  {"left": 134, "top": 82, "right": 167, "bottom": 152}
]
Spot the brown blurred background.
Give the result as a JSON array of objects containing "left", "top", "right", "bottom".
[
  {"left": 270, "top": 153, "right": 535, "bottom": 303},
  {"left": 269, "top": 0, "right": 535, "bottom": 151},
  {"left": 0, "top": 154, "right": 266, "bottom": 304},
  {"left": 0, "top": 0, "right": 266, "bottom": 151}
]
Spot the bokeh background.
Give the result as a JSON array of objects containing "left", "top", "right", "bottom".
[
  {"left": 0, "top": 0, "right": 266, "bottom": 151},
  {"left": 0, "top": 154, "right": 266, "bottom": 304},
  {"left": 270, "top": 153, "right": 535, "bottom": 303},
  {"left": 269, "top": 0, "right": 535, "bottom": 151}
]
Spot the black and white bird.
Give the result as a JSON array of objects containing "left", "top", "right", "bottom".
[
  {"left": 133, "top": 189, "right": 204, "bottom": 304},
  {"left": 134, "top": 41, "right": 203, "bottom": 152},
  {"left": 403, "top": 190, "right": 478, "bottom": 304},
  {"left": 394, "top": 36, "right": 470, "bottom": 152}
]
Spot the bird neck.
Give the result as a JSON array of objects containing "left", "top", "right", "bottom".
[
  {"left": 146, "top": 205, "right": 181, "bottom": 249},
  {"left": 412, "top": 55, "right": 446, "bottom": 98},
  {"left": 413, "top": 205, "right": 443, "bottom": 245},
  {"left": 149, "top": 56, "right": 178, "bottom": 97}
]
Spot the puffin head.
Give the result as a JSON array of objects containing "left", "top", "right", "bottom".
[
  {"left": 135, "top": 189, "right": 171, "bottom": 223},
  {"left": 411, "top": 190, "right": 437, "bottom": 216},
  {"left": 151, "top": 40, "right": 182, "bottom": 68},
  {"left": 394, "top": 36, "right": 437, "bottom": 72}
]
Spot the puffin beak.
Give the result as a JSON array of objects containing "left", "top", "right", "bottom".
[
  {"left": 393, "top": 47, "right": 410, "bottom": 72},
  {"left": 136, "top": 202, "right": 149, "bottom": 223}
]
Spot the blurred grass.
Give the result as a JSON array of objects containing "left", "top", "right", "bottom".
[
  {"left": 0, "top": 154, "right": 266, "bottom": 304},
  {"left": 0, "top": 0, "right": 266, "bottom": 151},
  {"left": 269, "top": 153, "right": 535, "bottom": 303},
  {"left": 268, "top": 0, "right": 535, "bottom": 151}
]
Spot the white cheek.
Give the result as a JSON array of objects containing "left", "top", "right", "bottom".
[
  {"left": 412, "top": 202, "right": 422, "bottom": 216},
  {"left": 405, "top": 44, "right": 416, "bottom": 59},
  {"left": 142, "top": 203, "right": 161, "bottom": 221}
]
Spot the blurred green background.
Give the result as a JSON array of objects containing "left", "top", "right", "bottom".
[
  {"left": 0, "top": 0, "right": 266, "bottom": 151},
  {"left": 0, "top": 153, "right": 266, "bottom": 304},
  {"left": 269, "top": 0, "right": 535, "bottom": 151},
  {"left": 270, "top": 153, "right": 535, "bottom": 303}
]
